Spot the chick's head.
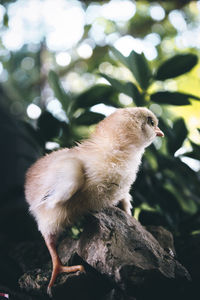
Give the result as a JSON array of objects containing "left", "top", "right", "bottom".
[
  {"left": 95, "top": 107, "right": 163, "bottom": 148},
  {"left": 93, "top": 107, "right": 164, "bottom": 150},
  {"left": 122, "top": 107, "right": 164, "bottom": 148}
]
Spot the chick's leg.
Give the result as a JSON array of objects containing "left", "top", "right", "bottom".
[
  {"left": 44, "top": 235, "right": 85, "bottom": 295},
  {"left": 120, "top": 194, "right": 132, "bottom": 215}
]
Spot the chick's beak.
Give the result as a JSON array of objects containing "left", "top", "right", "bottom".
[{"left": 155, "top": 126, "right": 164, "bottom": 137}]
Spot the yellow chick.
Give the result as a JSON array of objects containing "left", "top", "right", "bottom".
[{"left": 25, "top": 107, "right": 164, "bottom": 294}]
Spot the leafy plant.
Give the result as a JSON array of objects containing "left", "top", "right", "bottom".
[
  {"left": 1, "top": 21, "right": 199, "bottom": 237},
  {"left": 98, "top": 48, "right": 200, "bottom": 234},
  {"left": 32, "top": 70, "right": 118, "bottom": 148},
  {"left": 42, "top": 48, "right": 199, "bottom": 235}
]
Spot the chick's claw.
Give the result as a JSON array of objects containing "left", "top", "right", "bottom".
[
  {"left": 47, "top": 286, "right": 53, "bottom": 298},
  {"left": 60, "top": 264, "right": 85, "bottom": 274},
  {"left": 75, "top": 265, "right": 86, "bottom": 276},
  {"left": 47, "top": 264, "right": 85, "bottom": 296}
]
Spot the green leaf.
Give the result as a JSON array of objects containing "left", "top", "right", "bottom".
[
  {"left": 127, "top": 50, "right": 152, "bottom": 90},
  {"left": 168, "top": 186, "right": 197, "bottom": 215},
  {"left": 150, "top": 91, "right": 200, "bottom": 105},
  {"left": 74, "top": 111, "right": 105, "bottom": 126},
  {"left": 155, "top": 54, "right": 198, "bottom": 80},
  {"left": 184, "top": 142, "right": 200, "bottom": 160},
  {"left": 168, "top": 118, "right": 188, "bottom": 155},
  {"left": 110, "top": 47, "right": 151, "bottom": 90},
  {"left": 48, "top": 70, "right": 71, "bottom": 114},
  {"left": 159, "top": 188, "right": 182, "bottom": 215},
  {"left": 110, "top": 46, "right": 129, "bottom": 67},
  {"left": 38, "top": 111, "right": 62, "bottom": 141},
  {"left": 99, "top": 73, "right": 126, "bottom": 94},
  {"left": 75, "top": 85, "right": 115, "bottom": 108},
  {"left": 126, "top": 82, "right": 144, "bottom": 106},
  {"left": 3, "top": 13, "right": 8, "bottom": 27},
  {"left": 157, "top": 118, "right": 174, "bottom": 140},
  {"left": 99, "top": 73, "right": 143, "bottom": 106}
]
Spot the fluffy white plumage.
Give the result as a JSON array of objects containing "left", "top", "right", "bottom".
[{"left": 25, "top": 107, "right": 164, "bottom": 293}]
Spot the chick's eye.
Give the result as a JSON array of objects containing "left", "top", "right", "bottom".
[{"left": 147, "top": 116, "right": 154, "bottom": 126}]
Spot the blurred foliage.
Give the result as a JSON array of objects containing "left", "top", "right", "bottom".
[
  {"left": 0, "top": 0, "right": 200, "bottom": 238},
  {"left": 105, "top": 48, "right": 200, "bottom": 235}
]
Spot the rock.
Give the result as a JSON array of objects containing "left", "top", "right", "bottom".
[
  {"left": 19, "top": 207, "right": 191, "bottom": 300},
  {"left": 11, "top": 241, "right": 50, "bottom": 273},
  {"left": 19, "top": 249, "right": 115, "bottom": 300},
  {"left": 145, "top": 225, "right": 176, "bottom": 257}
]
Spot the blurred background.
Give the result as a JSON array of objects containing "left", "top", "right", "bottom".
[
  {"left": 0, "top": 0, "right": 200, "bottom": 244},
  {"left": 0, "top": 0, "right": 200, "bottom": 296}
]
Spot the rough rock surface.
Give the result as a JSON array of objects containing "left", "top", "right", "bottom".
[
  {"left": 145, "top": 225, "right": 176, "bottom": 257},
  {"left": 19, "top": 207, "right": 191, "bottom": 300}
]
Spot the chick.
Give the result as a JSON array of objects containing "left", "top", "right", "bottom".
[{"left": 25, "top": 107, "right": 164, "bottom": 293}]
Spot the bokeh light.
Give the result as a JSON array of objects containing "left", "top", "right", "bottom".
[
  {"left": 0, "top": 4, "right": 5, "bottom": 23},
  {"left": 56, "top": 52, "right": 71, "bottom": 67},
  {"left": 45, "top": 142, "right": 60, "bottom": 150},
  {"left": 77, "top": 44, "right": 93, "bottom": 59},
  {"left": 47, "top": 98, "right": 68, "bottom": 122},
  {"left": 91, "top": 104, "right": 116, "bottom": 116},
  {"left": 114, "top": 35, "right": 158, "bottom": 61},
  {"left": 144, "top": 33, "right": 161, "bottom": 46},
  {"left": 0, "top": 62, "right": 3, "bottom": 74},
  {"left": 169, "top": 10, "right": 187, "bottom": 32},
  {"left": 118, "top": 93, "right": 133, "bottom": 106},
  {"left": 85, "top": 4, "right": 101, "bottom": 25},
  {"left": 101, "top": 0, "right": 136, "bottom": 22},
  {"left": 2, "top": 0, "right": 85, "bottom": 51},
  {"left": 149, "top": 4, "right": 165, "bottom": 21},
  {"left": 1, "top": 0, "right": 200, "bottom": 56},
  {"left": 114, "top": 35, "right": 143, "bottom": 56},
  {"left": 27, "top": 103, "right": 41, "bottom": 119},
  {"left": 21, "top": 57, "right": 35, "bottom": 70},
  {"left": 149, "top": 104, "right": 163, "bottom": 117}
]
